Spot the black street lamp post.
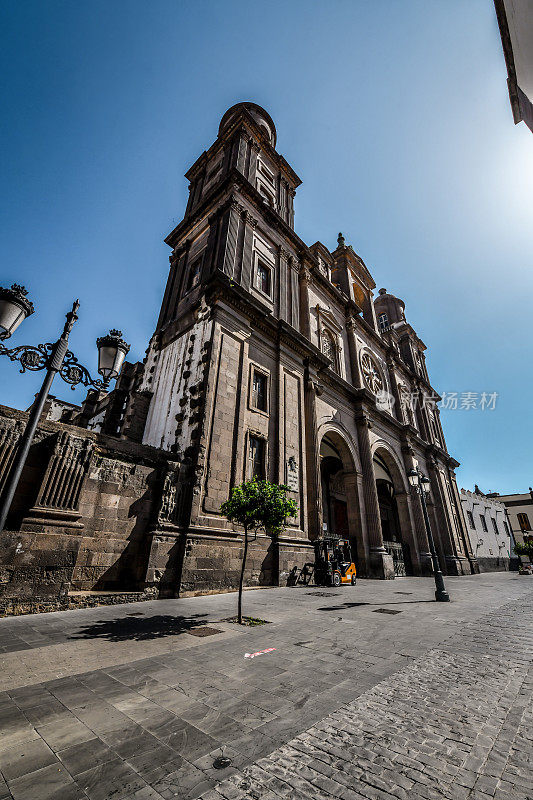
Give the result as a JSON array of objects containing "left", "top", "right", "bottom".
[
  {"left": 0, "top": 284, "right": 129, "bottom": 535},
  {"left": 408, "top": 466, "right": 450, "bottom": 602}
]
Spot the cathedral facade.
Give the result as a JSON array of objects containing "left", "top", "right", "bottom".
[
  {"left": 0, "top": 103, "right": 478, "bottom": 607},
  {"left": 98, "top": 102, "right": 476, "bottom": 592}
]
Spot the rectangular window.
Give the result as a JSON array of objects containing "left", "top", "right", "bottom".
[
  {"left": 258, "top": 183, "right": 275, "bottom": 207},
  {"left": 255, "top": 260, "right": 272, "bottom": 296},
  {"left": 467, "top": 510, "right": 475, "bottom": 530},
  {"left": 248, "top": 436, "right": 265, "bottom": 480},
  {"left": 378, "top": 313, "right": 389, "bottom": 332},
  {"left": 491, "top": 518, "right": 499, "bottom": 535},
  {"left": 480, "top": 514, "right": 488, "bottom": 532},
  {"left": 251, "top": 370, "right": 268, "bottom": 412},
  {"left": 258, "top": 159, "right": 275, "bottom": 186},
  {"left": 186, "top": 258, "right": 201, "bottom": 292},
  {"left": 518, "top": 512, "right": 531, "bottom": 531}
]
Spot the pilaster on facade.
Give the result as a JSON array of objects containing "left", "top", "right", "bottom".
[{"left": 355, "top": 413, "right": 395, "bottom": 579}]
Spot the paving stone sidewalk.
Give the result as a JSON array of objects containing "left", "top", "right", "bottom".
[
  {"left": 200, "top": 592, "right": 533, "bottom": 800},
  {"left": 0, "top": 574, "right": 531, "bottom": 800}
]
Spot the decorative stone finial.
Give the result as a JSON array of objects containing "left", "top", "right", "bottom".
[
  {"left": 379, "top": 288, "right": 387, "bottom": 295},
  {"left": 337, "top": 232, "right": 345, "bottom": 248}
]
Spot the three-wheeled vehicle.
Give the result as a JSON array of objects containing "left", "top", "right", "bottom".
[{"left": 314, "top": 536, "right": 357, "bottom": 587}]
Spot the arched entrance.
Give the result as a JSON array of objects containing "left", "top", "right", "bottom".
[
  {"left": 320, "top": 437, "right": 348, "bottom": 538},
  {"left": 373, "top": 451, "right": 413, "bottom": 576},
  {"left": 318, "top": 431, "right": 364, "bottom": 572}
]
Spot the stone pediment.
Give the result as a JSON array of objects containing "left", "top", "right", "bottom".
[{"left": 315, "top": 304, "right": 343, "bottom": 333}]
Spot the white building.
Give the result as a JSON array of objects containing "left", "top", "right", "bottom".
[
  {"left": 460, "top": 486, "right": 512, "bottom": 571},
  {"left": 490, "top": 489, "right": 533, "bottom": 566}
]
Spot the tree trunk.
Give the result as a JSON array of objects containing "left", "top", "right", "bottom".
[{"left": 238, "top": 526, "right": 249, "bottom": 624}]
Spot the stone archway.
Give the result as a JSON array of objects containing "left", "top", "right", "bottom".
[
  {"left": 372, "top": 444, "right": 418, "bottom": 577},
  {"left": 318, "top": 427, "right": 365, "bottom": 574}
]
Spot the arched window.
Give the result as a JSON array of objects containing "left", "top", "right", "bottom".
[
  {"left": 321, "top": 330, "right": 338, "bottom": 372},
  {"left": 518, "top": 512, "right": 531, "bottom": 531},
  {"left": 378, "top": 312, "right": 389, "bottom": 332}
]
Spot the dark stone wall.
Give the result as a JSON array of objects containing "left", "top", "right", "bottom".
[
  {"left": 0, "top": 405, "right": 175, "bottom": 603},
  {"left": 476, "top": 556, "right": 510, "bottom": 573},
  {"left": 178, "top": 535, "right": 278, "bottom": 596}
]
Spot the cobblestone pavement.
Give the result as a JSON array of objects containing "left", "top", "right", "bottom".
[
  {"left": 201, "top": 592, "right": 533, "bottom": 800},
  {"left": 0, "top": 574, "right": 531, "bottom": 800}
]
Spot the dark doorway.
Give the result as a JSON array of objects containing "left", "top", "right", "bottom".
[{"left": 334, "top": 499, "right": 349, "bottom": 538}]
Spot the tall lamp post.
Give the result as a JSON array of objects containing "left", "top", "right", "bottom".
[
  {"left": 0, "top": 284, "right": 129, "bottom": 535},
  {"left": 407, "top": 466, "right": 450, "bottom": 602}
]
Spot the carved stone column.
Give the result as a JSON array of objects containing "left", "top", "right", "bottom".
[
  {"left": 288, "top": 187, "right": 296, "bottom": 228},
  {"left": 220, "top": 197, "right": 244, "bottom": 279},
  {"left": 241, "top": 211, "right": 258, "bottom": 291},
  {"left": 345, "top": 317, "right": 362, "bottom": 388},
  {"left": 303, "top": 366, "right": 323, "bottom": 542},
  {"left": 299, "top": 266, "right": 312, "bottom": 340},
  {"left": 355, "top": 414, "right": 394, "bottom": 579},
  {"left": 427, "top": 457, "right": 466, "bottom": 575},
  {"left": 278, "top": 246, "right": 290, "bottom": 322},
  {"left": 401, "top": 444, "right": 433, "bottom": 576},
  {"left": 342, "top": 468, "right": 368, "bottom": 575},
  {"left": 386, "top": 356, "right": 403, "bottom": 423},
  {"left": 249, "top": 140, "right": 260, "bottom": 180}
]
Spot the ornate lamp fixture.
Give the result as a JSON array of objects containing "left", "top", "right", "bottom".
[
  {"left": 96, "top": 330, "right": 130, "bottom": 389},
  {"left": 408, "top": 467, "right": 450, "bottom": 602},
  {"left": 0, "top": 284, "right": 35, "bottom": 340},
  {"left": 0, "top": 285, "right": 130, "bottom": 535}
]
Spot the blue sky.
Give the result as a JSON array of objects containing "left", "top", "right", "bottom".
[{"left": 1, "top": 0, "right": 531, "bottom": 493}]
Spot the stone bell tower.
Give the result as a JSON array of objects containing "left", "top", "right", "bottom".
[
  {"left": 140, "top": 102, "right": 302, "bottom": 456},
  {"left": 130, "top": 102, "right": 311, "bottom": 594}
]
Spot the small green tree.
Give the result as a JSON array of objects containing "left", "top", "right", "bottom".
[
  {"left": 221, "top": 479, "right": 298, "bottom": 623},
  {"left": 514, "top": 539, "right": 533, "bottom": 559}
]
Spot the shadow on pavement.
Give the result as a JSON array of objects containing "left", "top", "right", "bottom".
[
  {"left": 69, "top": 614, "right": 209, "bottom": 642},
  {"left": 317, "top": 600, "right": 437, "bottom": 611}
]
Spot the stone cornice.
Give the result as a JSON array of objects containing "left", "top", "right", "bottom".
[
  {"left": 204, "top": 272, "right": 327, "bottom": 365},
  {"left": 185, "top": 111, "right": 302, "bottom": 188},
  {"left": 165, "top": 168, "right": 305, "bottom": 252}
]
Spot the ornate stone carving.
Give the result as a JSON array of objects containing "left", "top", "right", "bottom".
[
  {"left": 244, "top": 211, "right": 258, "bottom": 228},
  {"left": 299, "top": 267, "right": 313, "bottom": 286},
  {"left": 89, "top": 456, "right": 147, "bottom": 491},
  {"left": 228, "top": 194, "right": 245, "bottom": 215},
  {"left": 0, "top": 419, "right": 23, "bottom": 496},
  {"left": 158, "top": 465, "right": 180, "bottom": 523}
]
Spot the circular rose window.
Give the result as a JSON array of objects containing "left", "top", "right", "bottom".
[{"left": 361, "top": 352, "right": 383, "bottom": 395}]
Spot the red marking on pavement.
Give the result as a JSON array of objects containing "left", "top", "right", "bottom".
[{"left": 244, "top": 648, "right": 277, "bottom": 659}]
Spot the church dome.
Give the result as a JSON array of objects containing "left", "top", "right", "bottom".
[
  {"left": 219, "top": 102, "right": 277, "bottom": 147},
  {"left": 375, "top": 288, "right": 406, "bottom": 327}
]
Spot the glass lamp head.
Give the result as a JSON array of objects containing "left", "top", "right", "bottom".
[
  {"left": 407, "top": 469, "right": 418, "bottom": 488},
  {"left": 96, "top": 329, "right": 130, "bottom": 387},
  {"left": 0, "top": 285, "right": 34, "bottom": 340}
]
